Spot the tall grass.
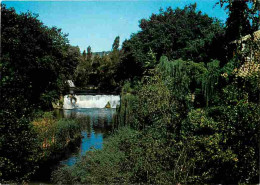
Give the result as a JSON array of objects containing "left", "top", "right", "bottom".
[{"left": 32, "top": 112, "right": 90, "bottom": 158}]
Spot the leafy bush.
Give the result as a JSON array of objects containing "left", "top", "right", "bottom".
[{"left": 0, "top": 111, "right": 41, "bottom": 183}]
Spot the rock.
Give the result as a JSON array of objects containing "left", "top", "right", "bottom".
[{"left": 105, "top": 101, "right": 111, "bottom": 108}]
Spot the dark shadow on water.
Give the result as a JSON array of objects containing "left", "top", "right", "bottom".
[{"left": 31, "top": 136, "right": 82, "bottom": 182}]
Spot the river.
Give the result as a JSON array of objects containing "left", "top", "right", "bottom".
[
  {"left": 60, "top": 94, "right": 120, "bottom": 166},
  {"left": 59, "top": 108, "right": 116, "bottom": 166},
  {"left": 31, "top": 96, "right": 119, "bottom": 183}
]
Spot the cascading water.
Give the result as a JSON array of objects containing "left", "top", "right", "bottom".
[{"left": 63, "top": 94, "right": 120, "bottom": 109}]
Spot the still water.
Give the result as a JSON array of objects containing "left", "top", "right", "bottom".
[{"left": 59, "top": 108, "right": 116, "bottom": 166}]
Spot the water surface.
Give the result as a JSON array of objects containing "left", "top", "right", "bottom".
[{"left": 60, "top": 108, "right": 116, "bottom": 166}]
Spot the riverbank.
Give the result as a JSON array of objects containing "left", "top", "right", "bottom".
[
  {"left": 31, "top": 136, "right": 82, "bottom": 182},
  {"left": 31, "top": 108, "right": 116, "bottom": 183},
  {"left": 52, "top": 126, "right": 137, "bottom": 184},
  {"left": 29, "top": 112, "right": 89, "bottom": 182}
]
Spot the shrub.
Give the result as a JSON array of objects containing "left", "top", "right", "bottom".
[{"left": 32, "top": 112, "right": 90, "bottom": 158}]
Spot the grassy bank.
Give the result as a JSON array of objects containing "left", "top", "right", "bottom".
[{"left": 31, "top": 112, "right": 90, "bottom": 181}]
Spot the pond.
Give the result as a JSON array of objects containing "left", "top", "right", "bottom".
[{"left": 59, "top": 108, "right": 116, "bottom": 166}]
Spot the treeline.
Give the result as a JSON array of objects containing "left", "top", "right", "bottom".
[
  {"left": 72, "top": 2, "right": 225, "bottom": 92},
  {"left": 53, "top": 1, "right": 260, "bottom": 184},
  {"left": 0, "top": 4, "right": 83, "bottom": 182},
  {"left": 73, "top": 37, "right": 121, "bottom": 92}
]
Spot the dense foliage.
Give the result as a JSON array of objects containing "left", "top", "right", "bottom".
[
  {"left": 2, "top": 1, "right": 260, "bottom": 183},
  {"left": 117, "top": 4, "right": 225, "bottom": 82},
  {"left": 219, "top": 0, "right": 260, "bottom": 42},
  {"left": 73, "top": 37, "right": 121, "bottom": 92},
  {"left": 1, "top": 6, "right": 80, "bottom": 109},
  {"left": 54, "top": 56, "right": 260, "bottom": 184},
  {"left": 0, "top": 5, "right": 80, "bottom": 182},
  {"left": 53, "top": 2, "right": 260, "bottom": 184},
  {"left": 52, "top": 127, "right": 138, "bottom": 184}
]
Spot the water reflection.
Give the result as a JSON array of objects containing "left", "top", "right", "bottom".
[{"left": 59, "top": 108, "right": 116, "bottom": 166}]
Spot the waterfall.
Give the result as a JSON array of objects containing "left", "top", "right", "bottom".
[{"left": 63, "top": 95, "right": 120, "bottom": 109}]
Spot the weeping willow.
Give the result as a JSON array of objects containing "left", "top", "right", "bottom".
[
  {"left": 157, "top": 56, "right": 172, "bottom": 76},
  {"left": 202, "top": 60, "right": 220, "bottom": 107},
  {"left": 157, "top": 56, "right": 208, "bottom": 104},
  {"left": 115, "top": 82, "right": 139, "bottom": 128},
  {"left": 157, "top": 57, "right": 190, "bottom": 96}
]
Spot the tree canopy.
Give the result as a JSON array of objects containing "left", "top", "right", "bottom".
[
  {"left": 0, "top": 5, "right": 80, "bottom": 182},
  {"left": 117, "top": 4, "right": 225, "bottom": 82},
  {"left": 1, "top": 5, "right": 80, "bottom": 109}
]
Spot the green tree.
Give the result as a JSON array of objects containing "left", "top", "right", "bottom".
[
  {"left": 0, "top": 5, "right": 80, "bottom": 182},
  {"left": 118, "top": 4, "right": 225, "bottom": 82},
  {"left": 87, "top": 46, "right": 92, "bottom": 62},
  {"left": 95, "top": 37, "right": 122, "bottom": 92},
  {"left": 1, "top": 5, "right": 79, "bottom": 109},
  {"left": 112, "top": 36, "right": 120, "bottom": 51},
  {"left": 225, "top": 1, "right": 255, "bottom": 42},
  {"left": 74, "top": 54, "right": 92, "bottom": 87},
  {"left": 82, "top": 50, "right": 87, "bottom": 61}
]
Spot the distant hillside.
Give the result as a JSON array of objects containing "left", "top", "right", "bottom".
[{"left": 92, "top": 51, "right": 111, "bottom": 57}]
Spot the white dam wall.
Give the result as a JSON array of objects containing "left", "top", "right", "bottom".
[{"left": 63, "top": 95, "right": 120, "bottom": 109}]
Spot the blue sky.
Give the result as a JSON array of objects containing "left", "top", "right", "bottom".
[{"left": 3, "top": 1, "right": 228, "bottom": 52}]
